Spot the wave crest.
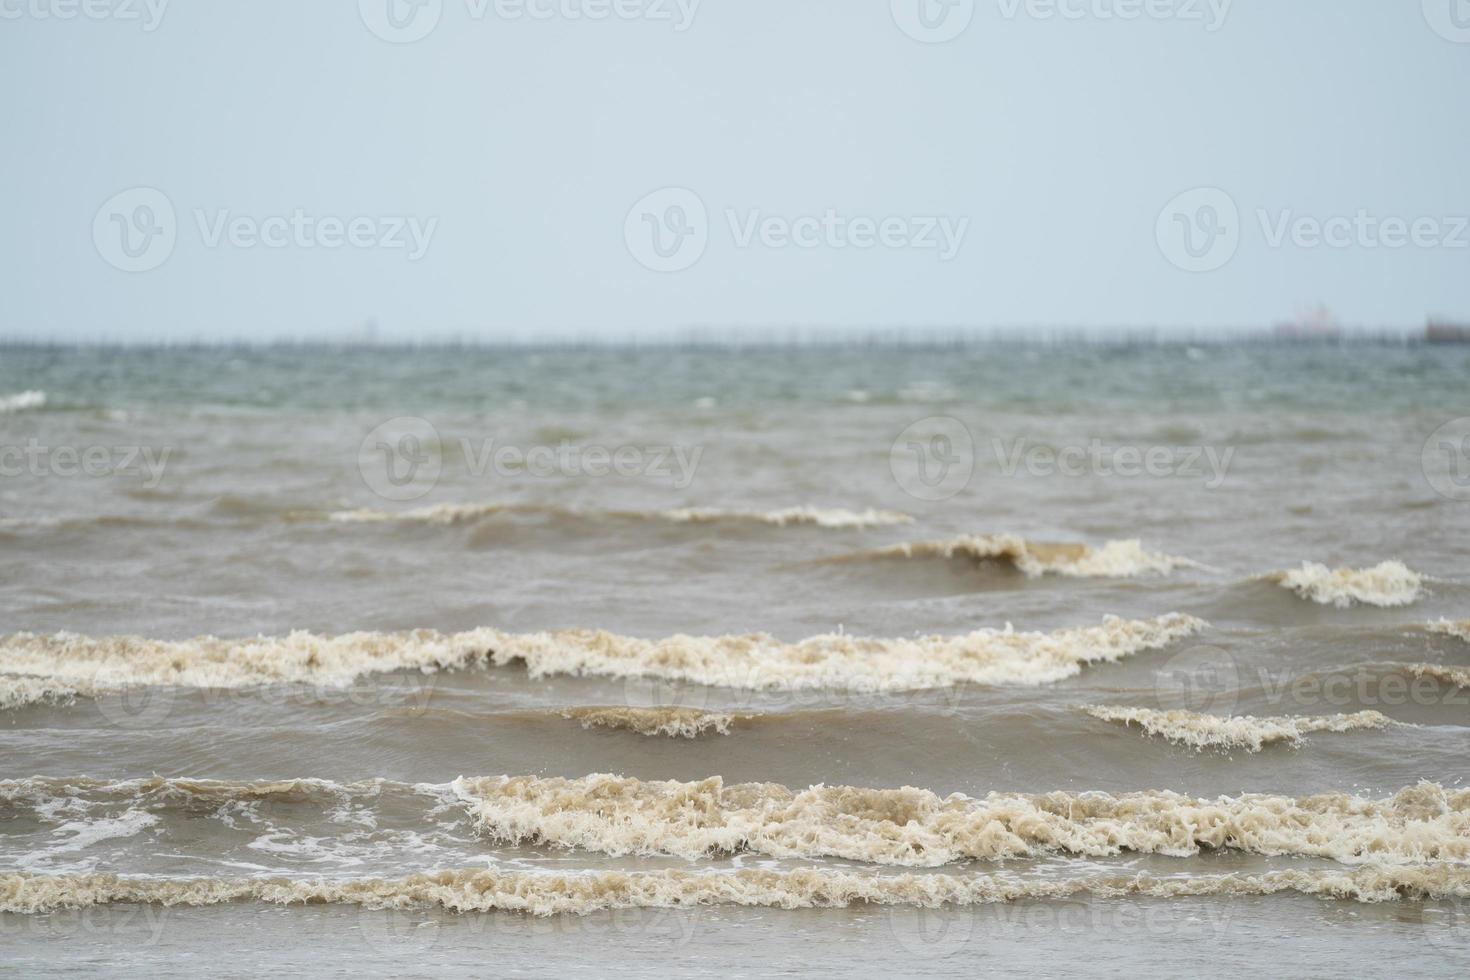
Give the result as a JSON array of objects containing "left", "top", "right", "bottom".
[
  {"left": 1404, "top": 663, "right": 1470, "bottom": 690},
  {"left": 5, "top": 865, "right": 1466, "bottom": 916},
  {"left": 826, "top": 535, "right": 1195, "bottom": 578},
  {"left": 1428, "top": 619, "right": 1470, "bottom": 644},
  {"left": 0, "top": 613, "right": 1205, "bottom": 706},
  {"left": 0, "top": 390, "right": 45, "bottom": 414},
  {"left": 325, "top": 503, "right": 913, "bottom": 529},
  {"left": 451, "top": 775, "right": 1470, "bottom": 867},
  {"left": 1085, "top": 706, "right": 1396, "bottom": 752},
  {"left": 559, "top": 707, "right": 740, "bottom": 738},
  {"left": 1268, "top": 561, "right": 1424, "bottom": 608}
]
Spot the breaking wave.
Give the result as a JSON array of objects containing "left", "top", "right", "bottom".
[
  {"left": 1084, "top": 706, "right": 1397, "bottom": 752},
  {"left": 558, "top": 706, "right": 741, "bottom": 738},
  {"left": 0, "top": 390, "right": 46, "bottom": 414},
  {"left": 1403, "top": 663, "right": 1470, "bottom": 690},
  {"left": 0, "top": 613, "right": 1205, "bottom": 707},
  {"left": 1428, "top": 619, "right": 1470, "bottom": 644},
  {"left": 0, "top": 676, "right": 89, "bottom": 710},
  {"left": 451, "top": 775, "right": 1470, "bottom": 867},
  {"left": 1267, "top": 561, "right": 1424, "bottom": 608},
  {"left": 5, "top": 865, "right": 1466, "bottom": 916},
  {"left": 822, "top": 535, "right": 1196, "bottom": 578},
  {"left": 324, "top": 503, "right": 913, "bottom": 530}
]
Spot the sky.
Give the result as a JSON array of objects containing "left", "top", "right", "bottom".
[{"left": 2, "top": 0, "right": 1468, "bottom": 342}]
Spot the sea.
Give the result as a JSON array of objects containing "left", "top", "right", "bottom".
[{"left": 1, "top": 342, "right": 1468, "bottom": 976}]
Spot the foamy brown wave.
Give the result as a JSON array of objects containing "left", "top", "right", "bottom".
[
  {"left": 559, "top": 706, "right": 741, "bottom": 738},
  {"left": 0, "top": 676, "right": 89, "bottom": 710},
  {"left": 0, "top": 613, "right": 1204, "bottom": 706},
  {"left": 1085, "top": 706, "right": 1397, "bottom": 752},
  {"left": 1428, "top": 619, "right": 1470, "bottom": 644},
  {"left": 657, "top": 506, "right": 913, "bottom": 528},
  {"left": 1404, "top": 663, "right": 1470, "bottom": 690},
  {"left": 452, "top": 775, "right": 1470, "bottom": 867},
  {"left": 825, "top": 535, "right": 1195, "bottom": 578},
  {"left": 1268, "top": 561, "right": 1424, "bottom": 608},
  {"left": 325, "top": 503, "right": 912, "bottom": 529},
  {"left": 4, "top": 865, "right": 1466, "bottom": 916}
]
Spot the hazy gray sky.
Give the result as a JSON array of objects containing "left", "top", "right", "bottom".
[{"left": 3, "top": 1, "right": 1468, "bottom": 341}]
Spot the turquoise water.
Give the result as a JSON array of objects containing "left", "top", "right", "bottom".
[{"left": 3, "top": 343, "right": 1467, "bottom": 413}]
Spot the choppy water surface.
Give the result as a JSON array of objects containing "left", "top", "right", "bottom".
[{"left": 2, "top": 344, "right": 1468, "bottom": 977}]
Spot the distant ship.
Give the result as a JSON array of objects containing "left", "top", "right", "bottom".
[{"left": 1425, "top": 319, "right": 1470, "bottom": 344}]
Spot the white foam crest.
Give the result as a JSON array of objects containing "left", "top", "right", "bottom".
[
  {"left": 1428, "top": 619, "right": 1470, "bottom": 643},
  {"left": 5, "top": 865, "right": 1466, "bottom": 915},
  {"left": 451, "top": 775, "right": 1470, "bottom": 867},
  {"left": 835, "top": 535, "right": 1195, "bottom": 578},
  {"left": 0, "top": 390, "right": 46, "bottom": 413},
  {"left": 1269, "top": 560, "right": 1424, "bottom": 607},
  {"left": 0, "top": 676, "right": 88, "bottom": 709},
  {"left": 1085, "top": 706, "right": 1397, "bottom": 752},
  {"left": 16, "top": 810, "right": 160, "bottom": 872},
  {"left": 325, "top": 502, "right": 912, "bottom": 529},
  {"left": 0, "top": 613, "right": 1205, "bottom": 704},
  {"left": 559, "top": 707, "right": 740, "bottom": 738},
  {"left": 1404, "top": 663, "right": 1470, "bottom": 690}
]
